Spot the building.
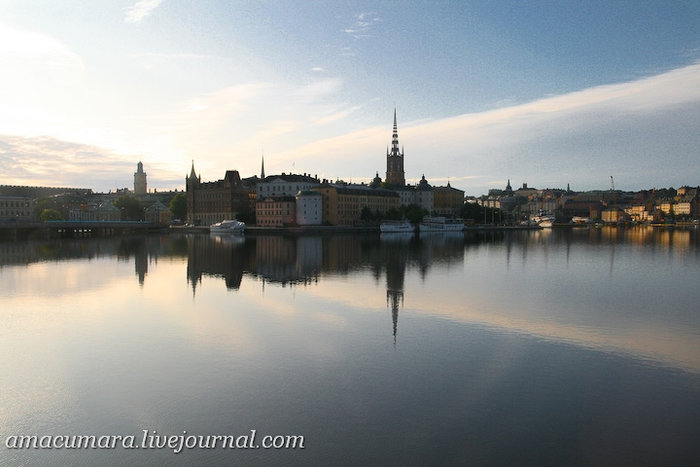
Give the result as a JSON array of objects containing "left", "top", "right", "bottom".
[
  {"left": 313, "top": 184, "right": 400, "bottom": 226},
  {"left": 134, "top": 162, "right": 147, "bottom": 195},
  {"left": 433, "top": 182, "right": 465, "bottom": 217},
  {"left": 256, "top": 173, "right": 320, "bottom": 199},
  {"left": 255, "top": 196, "right": 296, "bottom": 227},
  {"left": 385, "top": 109, "right": 405, "bottom": 186},
  {"left": 296, "top": 190, "right": 322, "bottom": 226},
  {"left": 69, "top": 200, "right": 121, "bottom": 221},
  {"left": 186, "top": 162, "right": 254, "bottom": 225},
  {"left": 0, "top": 195, "right": 35, "bottom": 221},
  {"left": 395, "top": 175, "right": 434, "bottom": 212},
  {"left": 145, "top": 200, "right": 172, "bottom": 225}
]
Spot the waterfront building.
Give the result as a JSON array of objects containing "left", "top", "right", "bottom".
[
  {"left": 433, "top": 182, "right": 465, "bottom": 217},
  {"left": 0, "top": 195, "right": 35, "bottom": 221},
  {"left": 256, "top": 173, "right": 320, "bottom": 199},
  {"left": 313, "top": 184, "right": 400, "bottom": 226},
  {"left": 145, "top": 200, "right": 172, "bottom": 225},
  {"left": 295, "top": 190, "right": 323, "bottom": 226},
  {"left": 69, "top": 200, "right": 121, "bottom": 221},
  {"left": 385, "top": 109, "right": 405, "bottom": 186},
  {"left": 255, "top": 196, "right": 296, "bottom": 227},
  {"left": 186, "top": 162, "right": 254, "bottom": 225},
  {"left": 625, "top": 205, "right": 652, "bottom": 223},
  {"left": 395, "top": 175, "right": 434, "bottom": 212},
  {"left": 134, "top": 161, "right": 147, "bottom": 195}
]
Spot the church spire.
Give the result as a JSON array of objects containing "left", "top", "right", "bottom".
[
  {"left": 391, "top": 108, "right": 400, "bottom": 157},
  {"left": 385, "top": 108, "right": 405, "bottom": 186},
  {"left": 261, "top": 155, "right": 265, "bottom": 179}
]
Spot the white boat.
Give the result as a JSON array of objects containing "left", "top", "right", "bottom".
[
  {"left": 210, "top": 219, "right": 246, "bottom": 234},
  {"left": 571, "top": 216, "right": 591, "bottom": 225},
  {"left": 380, "top": 220, "right": 414, "bottom": 233},
  {"left": 530, "top": 212, "right": 555, "bottom": 228},
  {"left": 418, "top": 216, "right": 464, "bottom": 232}
]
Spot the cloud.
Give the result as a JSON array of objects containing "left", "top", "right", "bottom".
[
  {"left": 0, "top": 24, "right": 84, "bottom": 94},
  {"left": 125, "top": 0, "right": 165, "bottom": 23},
  {"left": 0, "top": 134, "right": 180, "bottom": 192},
  {"left": 343, "top": 12, "right": 381, "bottom": 39}
]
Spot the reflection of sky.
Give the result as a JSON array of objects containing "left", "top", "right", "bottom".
[{"left": 1, "top": 232, "right": 699, "bottom": 465}]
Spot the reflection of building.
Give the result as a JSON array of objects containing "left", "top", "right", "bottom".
[
  {"left": 134, "top": 161, "right": 147, "bottom": 195},
  {"left": 187, "top": 234, "right": 249, "bottom": 291},
  {"left": 384, "top": 243, "right": 407, "bottom": 344},
  {"left": 253, "top": 236, "right": 322, "bottom": 285},
  {"left": 186, "top": 162, "right": 255, "bottom": 225},
  {"left": 313, "top": 184, "right": 400, "bottom": 226}
]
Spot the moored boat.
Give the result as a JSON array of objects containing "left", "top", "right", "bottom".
[
  {"left": 530, "top": 212, "right": 555, "bottom": 228},
  {"left": 210, "top": 219, "right": 246, "bottom": 234},
  {"left": 380, "top": 220, "right": 414, "bottom": 233},
  {"left": 418, "top": 216, "right": 464, "bottom": 232}
]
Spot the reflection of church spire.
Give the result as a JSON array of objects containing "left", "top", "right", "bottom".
[
  {"left": 387, "top": 289, "right": 403, "bottom": 345},
  {"left": 385, "top": 244, "right": 407, "bottom": 345}
]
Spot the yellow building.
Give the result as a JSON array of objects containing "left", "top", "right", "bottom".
[
  {"left": 433, "top": 183, "right": 465, "bottom": 216},
  {"left": 313, "top": 184, "right": 400, "bottom": 226}
]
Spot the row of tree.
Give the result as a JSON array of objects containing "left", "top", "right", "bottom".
[{"left": 35, "top": 193, "right": 188, "bottom": 222}]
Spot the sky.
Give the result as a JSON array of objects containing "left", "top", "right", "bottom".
[{"left": 0, "top": 0, "right": 698, "bottom": 196}]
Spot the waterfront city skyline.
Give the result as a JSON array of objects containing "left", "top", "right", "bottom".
[{"left": 0, "top": 1, "right": 699, "bottom": 195}]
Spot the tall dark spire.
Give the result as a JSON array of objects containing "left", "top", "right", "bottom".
[
  {"left": 385, "top": 108, "right": 405, "bottom": 186},
  {"left": 261, "top": 155, "right": 265, "bottom": 179}
]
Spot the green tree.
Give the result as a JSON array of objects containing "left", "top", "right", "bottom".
[
  {"left": 402, "top": 204, "right": 428, "bottom": 224},
  {"left": 114, "top": 195, "right": 144, "bottom": 221},
  {"left": 169, "top": 193, "right": 187, "bottom": 220},
  {"left": 40, "top": 208, "right": 63, "bottom": 221},
  {"left": 34, "top": 197, "right": 67, "bottom": 219}
]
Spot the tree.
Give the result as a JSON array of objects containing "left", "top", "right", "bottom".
[
  {"left": 34, "top": 197, "right": 67, "bottom": 219},
  {"left": 40, "top": 208, "right": 63, "bottom": 221},
  {"left": 402, "top": 204, "right": 428, "bottom": 224},
  {"left": 114, "top": 195, "right": 144, "bottom": 221},
  {"left": 169, "top": 193, "right": 187, "bottom": 220}
]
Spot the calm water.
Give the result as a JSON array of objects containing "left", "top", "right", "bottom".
[{"left": 1, "top": 227, "right": 699, "bottom": 466}]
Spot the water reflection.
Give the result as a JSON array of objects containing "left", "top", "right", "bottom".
[
  {"left": 1, "top": 227, "right": 699, "bottom": 465},
  {"left": 1, "top": 227, "right": 698, "bottom": 371}
]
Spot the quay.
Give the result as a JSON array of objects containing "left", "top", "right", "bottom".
[{"left": 0, "top": 220, "right": 163, "bottom": 241}]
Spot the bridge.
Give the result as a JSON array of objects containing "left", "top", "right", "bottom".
[{"left": 0, "top": 220, "right": 164, "bottom": 241}]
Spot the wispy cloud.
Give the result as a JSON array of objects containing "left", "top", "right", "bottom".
[
  {"left": 125, "top": 0, "right": 165, "bottom": 24},
  {"left": 343, "top": 12, "right": 381, "bottom": 39},
  {"left": 272, "top": 62, "right": 700, "bottom": 192}
]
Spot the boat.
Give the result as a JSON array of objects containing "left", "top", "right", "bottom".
[
  {"left": 571, "top": 216, "right": 591, "bottom": 225},
  {"left": 209, "top": 219, "right": 246, "bottom": 234},
  {"left": 530, "top": 212, "right": 555, "bottom": 228},
  {"left": 418, "top": 216, "right": 464, "bottom": 232},
  {"left": 380, "top": 220, "right": 414, "bottom": 233}
]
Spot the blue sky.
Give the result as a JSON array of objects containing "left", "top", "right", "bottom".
[{"left": 0, "top": 0, "right": 698, "bottom": 195}]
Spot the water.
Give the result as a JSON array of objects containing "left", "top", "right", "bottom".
[{"left": 1, "top": 227, "right": 699, "bottom": 466}]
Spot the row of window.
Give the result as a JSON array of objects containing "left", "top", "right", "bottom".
[
  {"left": 0, "top": 200, "right": 31, "bottom": 208},
  {"left": 0, "top": 210, "right": 32, "bottom": 216}
]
